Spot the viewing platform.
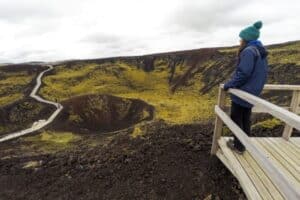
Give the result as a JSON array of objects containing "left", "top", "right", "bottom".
[{"left": 211, "top": 84, "right": 300, "bottom": 200}]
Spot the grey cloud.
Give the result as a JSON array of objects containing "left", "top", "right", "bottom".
[{"left": 0, "top": 0, "right": 299, "bottom": 63}]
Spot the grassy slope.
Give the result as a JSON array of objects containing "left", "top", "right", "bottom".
[
  {"left": 0, "top": 71, "right": 35, "bottom": 106},
  {"left": 39, "top": 41, "right": 300, "bottom": 125},
  {"left": 40, "top": 61, "right": 216, "bottom": 124}
]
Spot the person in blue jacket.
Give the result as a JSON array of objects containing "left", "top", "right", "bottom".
[{"left": 224, "top": 21, "right": 269, "bottom": 154}]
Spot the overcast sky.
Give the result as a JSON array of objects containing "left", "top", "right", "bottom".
[{"left": 0, "top": 0, "right": 299, "bottom": 63}]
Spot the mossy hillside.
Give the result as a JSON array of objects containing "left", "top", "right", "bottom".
[
  {"left": 33, "top": 41, "right": 300, "bottom": 125},
  {"left": 22, "top": 131, "right": 81, "bottom": 153},
  {"left": 41, "top": 61, "right": 217, "bottom": 124},
  {"left": 0, "top": 71, "right": 35, "bottom": 106}
]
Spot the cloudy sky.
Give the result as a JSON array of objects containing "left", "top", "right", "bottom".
[{"left": 0, "top": 0, "right": 299, "bottom": 63}]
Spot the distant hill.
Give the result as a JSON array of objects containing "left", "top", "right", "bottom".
[{"left": 0, "top": 40, "right": 300, "bottom": 133}]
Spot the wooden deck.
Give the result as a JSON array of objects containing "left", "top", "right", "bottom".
[
  {"left": 217, "top": 137, "right": 300, "bottom": 200},
  {"left": 211, "top": 84, "right": 300, "bottom": 200}
]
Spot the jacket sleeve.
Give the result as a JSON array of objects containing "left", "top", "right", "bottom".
[{"left": 224, "top": 48, "right": 255, "bottom": 90}]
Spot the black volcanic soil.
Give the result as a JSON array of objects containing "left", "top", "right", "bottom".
[{"left": 0, "top": 121, "right": 247, "bottom": 200}]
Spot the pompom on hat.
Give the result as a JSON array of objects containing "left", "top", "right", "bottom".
[{"left": 239, "top": 21, "right": 263, "bottom": 41}]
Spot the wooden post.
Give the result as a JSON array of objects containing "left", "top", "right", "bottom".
[
  {"left": 282, "top": 91, "right": 300, "bottom": 140},
  {"left": 211, "top": 86, "right": 226, "bottom": 155}
]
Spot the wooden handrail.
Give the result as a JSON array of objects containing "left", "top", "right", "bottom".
[
  {"left": 263, "top": 84, "right": 300, "bottom": 91},
  {"left": 215, "top": 105, "right": 300, "bottom": 200},
  {"left": 220, "top": 84, "right": 300, "bottom": 91},
  {"left": 228, "top": 88, "right": 300, "bottom": 131},
  {"left": 219, "top": 83, "right": 300, "bottom": 140}
]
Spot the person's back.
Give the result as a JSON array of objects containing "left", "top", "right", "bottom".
[
  {"left": 224, "top": 21, "right": 269, "bottom": 154},
  {"left": 228, "top": 39, "right": 269, "bottom": 108}
]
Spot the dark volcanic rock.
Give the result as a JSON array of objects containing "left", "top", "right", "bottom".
[{"left": 0, "top": 122, "right": 246, "bottom": 200}]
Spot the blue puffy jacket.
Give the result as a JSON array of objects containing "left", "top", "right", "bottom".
[{"left": 224, "top": 40, "right": 268, "bottom": 108}]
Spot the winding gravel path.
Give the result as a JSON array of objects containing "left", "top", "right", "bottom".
[{"left": 0, "top": 64, "right": 63, "bottom": 143}]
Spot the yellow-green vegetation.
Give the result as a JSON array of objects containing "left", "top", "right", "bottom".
[
  {"left": 0, "top": 93, "right": 23, "bottom": 107},
  {"left": 40, "top": 61, "right": 216, "bottom": 124},
  {"left": 38, "top": 41, "right": 300, "bottom": 125},
  {"left": 219, "top": 47, "right": 238, "bottom": 54},
  {"left": 0, "top": 71, "right": 34, "bottom": 106},
  {"left": 22, "top": 131, "right": 81, "bottom": 152},
  {"left": 252, "top": 118, "right": 283, "bottom": 129},
  {"left": 131, "top": 126, "right": 143, "bottom": 138},
  {"left": 268, "top": 49, "right": 300, "bottom": 65},
  {"left": 222, "top": 126, "right": 231, "bottom": 136},
  {"left": 220, "top": 41, "right": 300, "bottom": 65}
]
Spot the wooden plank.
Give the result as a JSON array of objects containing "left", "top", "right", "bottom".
[
  {"left": 253, "top": 139, "right": 300, "bottom": 189},
  {"left": 263, "top": 84, "right": 300, "bottom": 91},
  {"left": 282, "top": 91, "right": 300, "bottom": 140},
  {"left": 218, "top": 138, "right": 263, "bottom": 200},
  {"left": 242, "top": 149, "right": 284, "bottom": 200},
  {"left": 258, "top": 139, "right": 300, "bottom": 180},
  {"left": 228, "top": 89, "right": 300, "bottom": 132},
  {"left": 235, "top": 153, "right": 275, "bottom": 200},
  {"left": 216, "top": 149, "right": 235, "bottom": 176},
  {"left": 268, "top": 138, "right": 300, "bottom": 166},
  {"left": 252, "top": 106, "right": 300, "bottom": 114},
  {"left": 211, "top": 87, "right": 226, "bottom": 155},
  {"left": 273, "top": 138, "right": 300, "bottom": 154},
  {"left": 252, "top": 106, "right": 287, "bottom": 113},
  {"left": 262, "top": 138, "right": 300, "bottom": 172},
  {"left": 215, "top": 105, "right": 300, "bottom": 199},
  {"left": 290, "top": 138, "right": 300, "bottom": 149}
]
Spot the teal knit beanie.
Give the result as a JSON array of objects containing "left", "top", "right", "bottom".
[{"left": 239, "top": 21, "right": 263, "bottom": 41}]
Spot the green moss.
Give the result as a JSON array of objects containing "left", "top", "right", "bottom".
[
  {"left": 22, "top": 131, "right": 81, "bottom": 153},
  {"left": 38, "top": 41, "right": 300, "bottom": 125},
  {"left": 40, "top": 61, "right": 216, "bottom": 124},
  {"left": 131, "top": 126, "right": 143, "bottom": 138},
  {"left": 0, "top": 93, "right": 24, "bottom": 106},
  {"left": 222, "top": 126, "right": 231, "bottom": 136},
  {"left": 0, "top": 72, "right": 35, "bottom": 106},
  {"left": 252, "top": 118, "right": 283, "bottom": 129}
]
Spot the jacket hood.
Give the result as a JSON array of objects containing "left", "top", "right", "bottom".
[{"left": 247, "top": 40, "right": 268, "bottom": 59}]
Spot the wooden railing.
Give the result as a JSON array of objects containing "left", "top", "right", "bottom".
[{"left": 211, "top": 84, "right": 300, "bottom": 200}]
